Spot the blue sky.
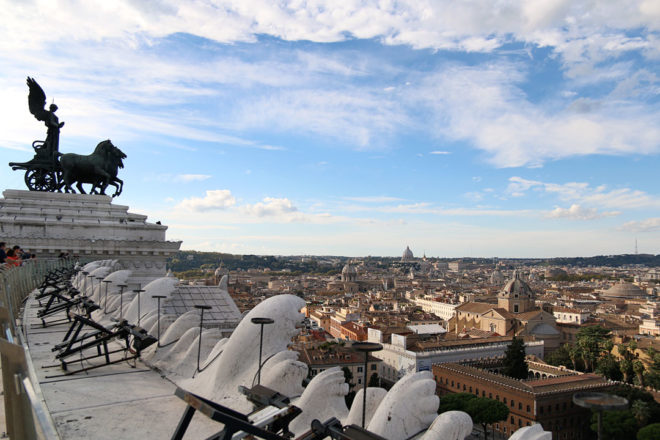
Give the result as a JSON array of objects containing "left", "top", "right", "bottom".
[{"left": 1, "top": 1, "right": 659, "bottom": 257}]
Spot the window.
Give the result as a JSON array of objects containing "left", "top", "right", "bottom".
[
  {"left": 519, "top": 402, "right": 522, "bottom": 410},
  {"left": 496, "top": 395, "right": 500, "bottom": 401},
  {"left": 511, "top": 399, "right": 515, "bottom": 408},
  {"left": 463, "top": 384, "right": 466, "bottom": 391},
  {"left": 357, "top": 378, "right": 361, "bottom": 384},
  {"left": 489, "top": 393, "right": 493, "bottom": 399},
  {"left": 371, "top": 364, "right": 377, "bottom": 371},
  {"left": 526, "top": 405, "right": 530, "bottom": 412},
  {"left": 503, "top": 397, "right": 507, "bottom": 404},
  {"left": 514, "top": 304, "right": 519, "bottom": 313},
  {"left": 511, "top": 416, "right": 514, "bottom": 423},
  {"left": 451, "top": 380, "right": 454, "bottom": 387},
  {"left": 357, "top": 367, "right": 363, "bottom": 373},
  {"left": 540, "top": 407, "right": 544, "bottom": 414},
  {"left": 469, "top": 386, "right": 472, "bottom": 393}
]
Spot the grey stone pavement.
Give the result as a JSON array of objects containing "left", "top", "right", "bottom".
[{"left": 22, "top": 295, "right": 222, "bottom": 439}]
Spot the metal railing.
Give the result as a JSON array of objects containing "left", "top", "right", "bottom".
[{"left": 0, "top": 258, "right": 76, "bottom": 440}]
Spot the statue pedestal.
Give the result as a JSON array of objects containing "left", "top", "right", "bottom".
[{"left": 0, "top": 190, "right": 181, "bottom": 286}]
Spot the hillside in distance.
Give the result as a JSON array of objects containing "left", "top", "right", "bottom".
[{"left": 167, "top": 251, "right": 660, "bottom": 273}]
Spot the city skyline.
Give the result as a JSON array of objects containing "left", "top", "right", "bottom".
[{"left": 1, "top": 1, "right": 659, "bottom": 257}]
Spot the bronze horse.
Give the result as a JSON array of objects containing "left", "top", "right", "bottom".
[{"left": 59, "top": 140, "right": 126, "bottom": 196}]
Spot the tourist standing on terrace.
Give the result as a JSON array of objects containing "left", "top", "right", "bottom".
[{"left": 0, "top": 242, "right": 6, "bottom": 264}]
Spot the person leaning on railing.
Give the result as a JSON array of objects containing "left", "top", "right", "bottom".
[
  {"left": 0, "top": 242, "right": 6, "bottom": 264},
  {"left": 5, "top": 248, "right": 22, "bottom": 267}
]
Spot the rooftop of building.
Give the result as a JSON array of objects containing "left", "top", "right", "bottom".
[
  {"left": 295, "top": 345, "right": 381, "bottom": 366},
  {"left": 434, "top": 361, "right": 613, "bottom": 396}
]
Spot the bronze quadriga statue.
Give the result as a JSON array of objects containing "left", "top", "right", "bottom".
[{"left": 8, "top": 77, "right": 126, "bottom": 197}]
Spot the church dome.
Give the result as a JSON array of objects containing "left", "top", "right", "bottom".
[
  {"left": 602, "top": 280, "right": 646, "bottom": 299},
  {"left": 342, "top": 263, "right": 357, "bottom": 275},
  {"left": 490, "top": 270, "right": 505, "bottom": 285},
  {"left": 402, "top": 246, "right": 414, "bottom": 261},
  {"left": 214, "top": 266, "right": 227, "bottom": 277},
  {"left": 501, "top": 270, "right": 534, "bottom": 299}
]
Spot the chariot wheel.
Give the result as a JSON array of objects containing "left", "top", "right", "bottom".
[{"left": 24, "top": 169, "right": 58, "bottom": 192}]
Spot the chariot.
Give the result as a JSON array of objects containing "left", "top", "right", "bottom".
[
  {"left": 8, "top": 77, "right": 126, "bottom": 197},
  {"left": 9, "top": 140, "right": 62, "bottom": 192}
]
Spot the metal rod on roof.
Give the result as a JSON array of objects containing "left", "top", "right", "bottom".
[
  {"left": 117, "top": 284, "right": 127, "bottom": 321},
  {"left": 251, "top": 317, "right": 274, "bottom": 385},
  {"left": 133, "top": 285, "right": 145, "bottom": 326},
  {"left": 153, "top": 295, "right": 166, "bottom": 348},
  {"left": 194, "top": 305, "right": 212, "bottom": 373},
  {"left": 102, "top": 280, "right": 112, "bottom": 313}
]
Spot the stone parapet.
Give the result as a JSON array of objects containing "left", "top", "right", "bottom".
[{"left": 0, "top": 189, "right": 181, "bottom": 286}]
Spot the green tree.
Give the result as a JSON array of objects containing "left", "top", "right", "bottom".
[
  {"left": 631, "top": 400, "right": 651, "bottom": 426},
  {"left": 465, "top": 397, "right": 509, "bottom": 440},
  {"left": 637, "top": 423, "right": 660, "bottom": 440},
  {"left": 576, "top": 325, "right": 611, "bottom": 372},
  {"left": 620, "top": 357, "right": 634, "bottom": 383},
  {"left": 438, "top": 393, "right": 476, "bottom": 414},
  {"left": 633, "top": 360, "right": 645, "bottom": 387},
  {"left": 643, "top": 369, "right": 660, "bottom": 390},
  {"left": 590, "top": 410, "right": 637, "bottom": 440},
  {"left": 595, "top": 354, "right": 623, "bottom": 381},
  {"left": 545, "top": 343, "right": 573, "bottom": 368},
  {"left": 502, "top": 336, "right": 528, "bottom": 379}
]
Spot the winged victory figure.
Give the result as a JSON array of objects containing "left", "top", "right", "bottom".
[{"left": 27, "top": 76, "right": 64, "bottom": 163}]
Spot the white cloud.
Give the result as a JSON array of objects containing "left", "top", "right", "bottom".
[
  {"left": 176, "top": 190, "right": 236, "bottom": 211},
  {"left": 416, "top": 63, "right": 660, "bottom": 167},
  {"left": 506, "top": 177, "right": 542, "bottom": 197},
  {"left": 506, "top": 177, "right": 660, "bottom": 210},
  {"left": 231, "top": 88, "right": 410, "bottom": 149},
  {"left": 546, "top": 204, "right": 620, "bottom": 220},
  {"left": 175, "top": 174, "right": 211, "bottom": 182},
  {"left": 1, "top": 1, "right": 658, "bottom": 167},
  {"left": 3, "top": 1, "right": 658, "bottom": 70},
  {"left": 241, "top": 197, "right": 298, "bottom": 217},
  {"left": 619, "top": 217, "right": 660, "bottom": 232},
  {"left": 430, "top": 150, "right": 451, "bottom": 155}
]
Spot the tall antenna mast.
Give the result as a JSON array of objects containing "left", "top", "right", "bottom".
[{"left": 635, "top": 237, "right": 638, "bottom": 255}]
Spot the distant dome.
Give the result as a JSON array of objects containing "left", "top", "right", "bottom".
[
  {"left": 602, "top": 280, "right": 646, "bottom": 299},
  {"left": 490, "top": 270, "right": 505, "bottom": 285},
  {"left": 342, "top": 264, "right": 357, "bottom": 275},
  {"left": 501, "top": 270, "right": 534, "bottom": 299},
  {"left": 341, "top": 263, "right": 357, "bottom": 282},
  {"left": 402, "top": 246, "right": 414, "bottom": 261}
]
